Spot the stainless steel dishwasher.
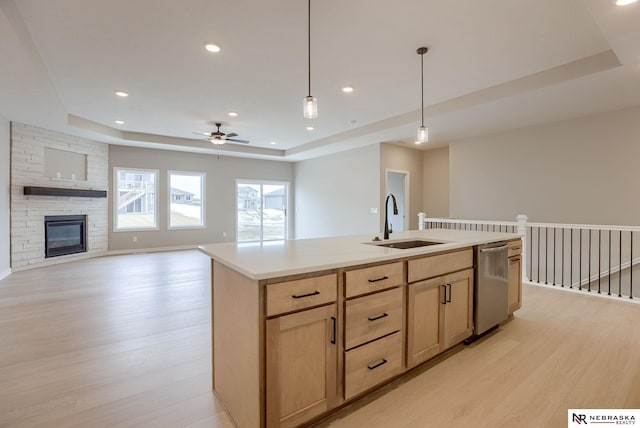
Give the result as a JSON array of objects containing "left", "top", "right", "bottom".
[{"left": 473, "top": 242, "right": 509, "bottom": 336}]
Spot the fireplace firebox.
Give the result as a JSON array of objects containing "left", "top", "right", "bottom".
[{"left": 44, "top": 215, "right": 87, "bottom": 258}]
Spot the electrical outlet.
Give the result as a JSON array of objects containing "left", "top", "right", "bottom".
[
  {"left": 370, "top": 208, "right": 378, "bottom": 214},
  {"left": 222, "top": 232, "right": 227, "bottom": 238},
  {"left": 132, "top": 236, "right": 137, "bottom": 243}
]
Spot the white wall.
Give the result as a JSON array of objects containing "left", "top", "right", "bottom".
[
  {"left": 109, "top": 145, "right": 294, "bottom": 251},
  {"left": 0, "top": 116, "right": 10, "bottom": 279},
  {"left": 295, "top": 144, "right": 380, "bottom": 238},
  {"left": 422, "top": 146, "right": 449, "bottom": 218},
  {"left": 380, "top": 144, "right": 424, "bottom": 231},
  {"left": 449, "top": 106, "right": 640, "bottom": 225}
]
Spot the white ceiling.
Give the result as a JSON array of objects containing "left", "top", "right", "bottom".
[{"left": 1, "top": 0, "right": 639, "bottom": 161}]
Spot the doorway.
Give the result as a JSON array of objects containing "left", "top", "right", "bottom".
[
  {"left": 386, "top": 170, "right": 409, "bottom": 232},
  {"left": 236, "top": 180, "right": 289, "bottom": 242}
]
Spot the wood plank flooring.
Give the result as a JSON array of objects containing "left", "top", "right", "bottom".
[{"left": 1, "top": 251, "right": 638, "bottom": 428}]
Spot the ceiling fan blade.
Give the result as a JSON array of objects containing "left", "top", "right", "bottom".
[
  {"left": 193, "top": 131, "right": 211, "bottom": 137},
  {"left": 226, "top": 132, "right": 238, "bottom": 138},
  {"left": 226, "top": 138, "right": 250, "bottom": 144}
]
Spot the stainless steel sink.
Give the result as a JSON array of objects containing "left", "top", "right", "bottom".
[{"left": 371, "top": 240, "right": 444, "bottom": 249}]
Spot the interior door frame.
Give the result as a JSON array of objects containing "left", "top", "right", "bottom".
[{"left": 384, "top": 169, "right": 410, "bottom": 232}]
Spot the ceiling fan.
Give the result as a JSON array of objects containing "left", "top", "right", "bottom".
[{"left": 193, "top": 123, "right": 250, "bottom": 145}]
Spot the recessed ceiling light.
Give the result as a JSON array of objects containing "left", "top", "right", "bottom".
[
  {"left": 228, "top": 111, "right": 238, "bottom": 117},
  {"left": 114, "top": 120, "right": 125, "bottom": 125},
  {"left": 341, "top": 86, "right": 355, "bottom": 93},
  {"left": 306, "top": 126, "right": 315, "bottom": 131},
  {"left": 270, "top": 141, "right": 277, "bottom": 145},
  {"left": 615, "top": 0, "right": 638, "bottom": 5},
  {"left": 114, "top": 90, "right": 128, "bottom": 97},
  {"left": 205, "top": 43, "right": 221, "bottom": 53}
]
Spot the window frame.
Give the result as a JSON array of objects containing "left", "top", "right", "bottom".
[
  {"left": 167, "top": 170, "right": 206, "bottom": 230},
  {"left": 113, "top": 167, "right": 159, "bottom": 232}
]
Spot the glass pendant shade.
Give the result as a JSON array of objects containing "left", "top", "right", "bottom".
[
  {"left": 417, "top": 125, "right": 428, "bottom": 143},
  {"left": 304, "top": 95, "right": 318, "bottom": 119}
]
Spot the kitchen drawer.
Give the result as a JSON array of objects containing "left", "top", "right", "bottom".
[
  {"left": 345, "top": 261, "right": 403, "bottom": 298},
  {"left": 344, "top": 331, "right": 403, "bottom": 400},
  {"left": 508, "top": 239, "right": 522, "bottom": 258},
  {"left": 345, "top": 287, "right": 403, "bottom": 350},
  {"left": 407, "top": 248, "right": 472, "bottom": 283},
  {"left": 266, "top": 274, "right": 337, "bottom": 317}
]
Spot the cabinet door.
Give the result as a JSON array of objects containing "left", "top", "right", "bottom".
[
  {"left": 406, "top": 276, "right": 444, "bottom": 368},
  {"left": 266, "top": 304, "right": 337, "bottom": 428},
  {"left": 442, "top": 269, "right": 474, "bottom": 350},
  {"left": 508, "top": 256, "right": 522, "bottom": 314}
]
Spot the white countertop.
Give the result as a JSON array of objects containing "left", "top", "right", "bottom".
[{"left": 198, "top": 229, "right": 520, "bottom": 280}]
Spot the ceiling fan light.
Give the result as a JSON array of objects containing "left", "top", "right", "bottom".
[
  {"left": 303, "top": 96, "right": 318, "bottom": 119},
  {"left": 417, "top": 126, "right": 428, "bottom": 143}
]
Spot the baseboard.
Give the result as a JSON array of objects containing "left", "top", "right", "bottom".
[
  {"left": 0, "top": 268, "right": 11, "bottom": 281},
  {"left": 106, "top": 245, "right": 199, "bottom": 256}
]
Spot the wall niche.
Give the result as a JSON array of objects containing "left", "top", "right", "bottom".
[{"left": 44, "top": 147, "right": 87, "bottom": 181}]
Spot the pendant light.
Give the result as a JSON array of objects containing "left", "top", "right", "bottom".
[
  {"left": 303, "top": 0, "right": 318, "bottom": 118},
  {"left": 417, "top": 47, "right": 429, "bottom": 143}
]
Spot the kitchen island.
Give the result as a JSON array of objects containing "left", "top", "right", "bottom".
[{"left": 199, "top": 229, "right": 521, "bottom": 428}]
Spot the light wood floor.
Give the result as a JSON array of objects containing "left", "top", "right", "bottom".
[{"left": 1, "top": 251, "right": 638, "bottom": 428}]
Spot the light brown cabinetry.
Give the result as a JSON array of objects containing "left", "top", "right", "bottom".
[
  {"left": 343, "top": 262, "right": 404, "bottom": 400},
  {"left": 265, "top": 274, "right": 339, "bottom": 428},
  {"left": 508, "top": 239, "right": 522, "bottom": 314},
  {"left": 406, "top": 249, "right": 474, "bottom": 369},
  {"left": 266, "top": 304, "right": 338, "bottom": 428},
  {"left": 442, "top": 269, "right": 474, "bottom": 349},
  {"left": 210, "top": 243, "right": 500, "bottom": 428},
  {"left": 344, "top": 287, "right": 403, "bottom": 350},
  {"left": 406, "top": 276, "right": 443, "bottom": 367},
  {"left": 344, "top": 332, "right": 403, "bottom": 399}
]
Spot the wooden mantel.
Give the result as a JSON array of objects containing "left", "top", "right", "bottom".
[{"left": 23, "top": 186, "right": 107, "bottom": 198}]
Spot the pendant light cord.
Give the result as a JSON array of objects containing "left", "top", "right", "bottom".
[
  {"left": 420, "top": 51, "right": 424, "bottom": 127},
  {"left": 307, "top": 0, "right": 311, "bottom": 97}
]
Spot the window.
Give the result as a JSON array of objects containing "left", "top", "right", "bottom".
[
  {"left": 169, "top": 171, "right": 205, "bottom": 228},
  {"left": 114, "top": 168, "right": 158, "bottom": 230},
  {"left": 237, "top": 181, "right": 288, "bottom": 242}
]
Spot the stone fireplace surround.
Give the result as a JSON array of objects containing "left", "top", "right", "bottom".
[{"left": 10, "top": 123, "right": 108, "bottom": 271}]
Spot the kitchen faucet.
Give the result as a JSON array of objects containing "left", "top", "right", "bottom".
[{"left": 383, "top": 194, "right": 398, "bottom": 240}]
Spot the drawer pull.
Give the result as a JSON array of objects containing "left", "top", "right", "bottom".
[
  {"left": 510, "top": 256, "right": 521, "bottom": 263},
  {"left": 291, "top": 290, "right": 320, "bottom": 299},
  {"left": 331, "top": 316, "right": 336, "bottom": 344},
  {"left": 511, "top": 246, "right": 521, "bottom": 251},
  {"left": 367, "top": 358, "right": 388, "bottom": 370},
  {"left": 368, "top": 312, "right": 389, "bottom": 322},
  {"left": 368, "top": 276, "right": 389, "bottom": 283}
]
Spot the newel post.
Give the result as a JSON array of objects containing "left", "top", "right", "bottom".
[{"left": 516, "top": 214, "right": 528, "bottom": 281}]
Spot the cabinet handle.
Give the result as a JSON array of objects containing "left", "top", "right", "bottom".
[
  {"left": 367, "top": 358, "right": 388, "bottom": 370},
  {"left": 291, "top": 290, "right": 320, "bottom": 299},
  {"left": 368, "top": 312, "right": 388, "bottom": 321},
  {"left": 511, "top": 246, "right": 521, "bottom": 251},
  {"left": 330, "top": 316, "right": 336, "bottom": 344},
  {"left": 368, "top": 276, "right": 389, "bottom": 283},
  {"left": 441, "top": 284, "right": 447, "bottom": 304},
  {"left": 510, "top": 257, "right": 521, "bottom": 263},
  {"left": 446, "top": 283, "right": 452, "bottom": 303}
]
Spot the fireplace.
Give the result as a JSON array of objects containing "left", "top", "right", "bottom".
[{"left": 44, "top": 215, "right": 87, "bottom": 258}]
